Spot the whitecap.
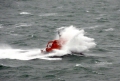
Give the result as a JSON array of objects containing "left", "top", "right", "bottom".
[
  {"left": 9, "top": 33, "right": 22, "bottom": 36},
  {"left": 104, "top": 28, "right": 114, "bottom": 31},
  {"left": 39, "top": 13, "right": 58, "bottom": 17},
  {"left": 19, "top": 12, "right": 31, "bottom": 15},
  {"left": 95, "top": 62, "right": 112, "bottom": 66},
  {"left": 86, "top": 10, "right": 90, "bottom": 12},
  {"left": 15, "top": 23, "right": 32, "bottom": 27},
  {"left": 85, "top": 25, "right": 102, "bottom": 29},
  {"left": 0, "top": 24, "right": 3, "bottom": 28},
  {"left": 75, "top": 64, "right": 82, "bottom": 67}
]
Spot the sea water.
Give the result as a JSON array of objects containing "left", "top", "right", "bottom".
[{"left": 0, "top": 0, "right": 120, "bottom": 81}]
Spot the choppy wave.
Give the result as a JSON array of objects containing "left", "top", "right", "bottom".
[
  {"left": 0, "top": 26, "right": 96, "bottom": 60},
  {"left": 0, "top": 64, "right": 11, "bottom": 69},
  {"left": 15, "top": 23, "right": 32, "bottom": 28},
  {"left": 0, "top": 24, "right": 3, "bottom": 28},
  {"left": 104, "top": 28, "right": 114, "bottom": 31},
  {"left": 39, "top": 13, "right": 58, "bottom": 17}
]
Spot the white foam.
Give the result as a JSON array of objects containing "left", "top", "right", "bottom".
[
  {"left": 0, "top": 26, "right": 96, "bottom": 60},
  {"left": 15, "top": 23, "right": 32, "bottom": 27},
  {"left": 39, "top": 13, "right": 58, "bottom": 17},
  {"left": 56, "top": 26, "right": 96, "bottom": 53},
  {"left": 20, "top": 12, "right": 31, "bottom": 15},
  {"left": 9, "top": 33, "right": 21, "bottom": 36},
  {"left": 87, "top": 25, "right": 100, "bottom": 29},
  {"left": 0, "top": 24, "right": 3, "bottom": 28},
  {"left": 0, "top": 48, "right": 63, "bottom": 60},
  {"left": 104, "top": 28, "right": 114, "bottom": 31},
  {"left": 94, "top": 62, "right": 113, "bottom": 67}
]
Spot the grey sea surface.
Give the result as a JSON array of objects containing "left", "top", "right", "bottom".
[{"left": 0, "top": 0, "right": 120, "bottom": 81}]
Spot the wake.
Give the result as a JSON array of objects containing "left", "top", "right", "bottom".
[{"left": 0, "top": 26, "right": 96, "bottom": 60}]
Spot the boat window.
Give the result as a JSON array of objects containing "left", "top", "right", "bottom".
[{"left": 47, "top": 43, "right": 52, "bottom": 48}]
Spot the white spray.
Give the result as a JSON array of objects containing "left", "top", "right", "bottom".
[
  {"left": 0, "top": 26, "right": 96, "bottom": 60},
  {"left": 55, "top": 25, "right": 96, "bottom": 53}
]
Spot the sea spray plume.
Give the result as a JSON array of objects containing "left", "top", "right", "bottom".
[
  {"left": 55, "top": 25, "right": 96, "bottom": 53},
  {"left": 0, "top": 26, "right": 96, "bottom": 60}
]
